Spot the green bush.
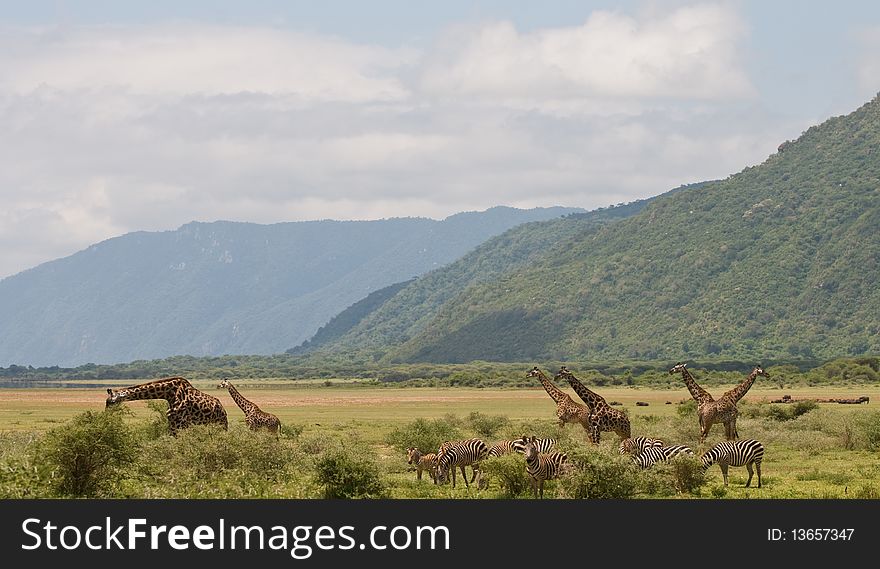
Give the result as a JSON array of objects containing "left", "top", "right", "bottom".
[
  {"left": 860, "top": 411, "right": 880, "bottom": 450},
  {"left": 0, "top": 432, "right": 52, "bottom": 498},
  {"left": 315, "top": 449, "right": 385, "bottom": 499},
  {"left": 385, "top": 418, "right": 461, "bottom": 455},
  {"left": 39, "top": 408, "right": 139, "bottom": 497},
  {"left": 466, "top": 411, "right": 510, "bottom": 439},
  {"left": 557, "top": 449, "right": 639, "bottom": 499},
  {"left": 677, "top": 400, "right": 697, "bottom": 417},
  {"left": 479, "top": 454, "right": 530, "bottom": 497},
  {"left": 140, "top": 425, "right": 290, "bottom": 480}
]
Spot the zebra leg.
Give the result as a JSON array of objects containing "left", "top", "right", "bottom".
[
  {"left": 539, "top": 479, "right": 544, "bottom": 499},
  {"left": 721, "top": 463, "right": 729, "bottom": 486},
  {"left": 745, "top": 462, "right": 754, "bottom": 487},
  {"left": 756, "top": 461, "right": 762, "bottom": 488},
  {"left": 417, "top": 466, "right": 422, "bottom": 481},
  {"left": 469, "top": 466, "right": 478, "bottom": 484}
]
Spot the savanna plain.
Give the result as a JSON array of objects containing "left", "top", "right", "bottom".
[{"left": 1, "top": 379, "right": 879, "bottom": 500}]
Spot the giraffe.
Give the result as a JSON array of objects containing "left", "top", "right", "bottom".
[
  {"left": 554, "top": 366, "right": 631, "bottom": 444},
  {"left": 218, "top": 379, "right": 281, "bottom": 434},
  {"left": 105, "top": 376, "right": 227, "bottom": 436},
  {"left": 526, "top": 367, "right": 592, "bottom": 434},
  {"left": 715, "top": 366, "right": 769, "bottom": 440},
  {"left": 669, "top": 363, "right": 768, "bottom": 442}
]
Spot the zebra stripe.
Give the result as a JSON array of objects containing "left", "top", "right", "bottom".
[
  {"left": 618, "top": 436, "right": 665, "bottom": 455},
  {"left": 523, "top": 436, "right": 569, "bottom": 498},
  {"left": 700, "top": 439, "right": 764, "bottom": 487},
  {"left": 631, "top": 444, "right": 694, "bottom": 469},
  {"left": 488, "top": 440, "right": 521, "bottom": 458},
  {"left": 514, "top": 435, "right": 556, "bottom": 454},
  {"left": 437, "top": 439, "right": 489, "bottom": 488}
]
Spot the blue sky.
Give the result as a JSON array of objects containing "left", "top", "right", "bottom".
[{"left": 1, "top": 1, "right": 879, "bottom": 278}]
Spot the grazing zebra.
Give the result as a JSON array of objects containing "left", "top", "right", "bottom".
[
  {"left": 523, "top": 436, "right": 569, "bottom": 499},
  {"left": 406, "top": 447, "right": 439, "bottom": 484},
  {"left": 618, "top": 436, "right": 665, "bottom": 456},
  {"left": 437, "top": 439, "right": 489, "bottom": 489},
  {"left": 631, "top": 444, "right": 695, "bottom": 469},
  {"left": 700, "top": 439, "right": 764, "bottom": 487}
]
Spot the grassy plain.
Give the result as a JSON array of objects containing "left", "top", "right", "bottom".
[{"left": 1, "top": 383, "right": 879, "bottom": 499}]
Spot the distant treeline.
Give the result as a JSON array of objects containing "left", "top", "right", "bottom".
[{"left": 1, "top": 354, "right": 878, "bottom": 388}]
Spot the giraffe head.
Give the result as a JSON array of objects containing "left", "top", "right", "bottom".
[
  {"left": 217, "top": 379, "right": 231, "bottom": 390},
  {"left": 554, "top": 366, "right": 574, "bottom": 382},
  {"left": 753, "top": 365, "right": 770, "bottom": 378},
  {"left": 105, "top": 388, "right": 121, "bottom": 408},
  {"left": 669, "top": 362, "right": 687, "bottom": 375},
  {"left": 526, "top": 366, "right": 543, "bottom": 378}
]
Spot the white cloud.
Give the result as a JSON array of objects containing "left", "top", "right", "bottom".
[
  {"left": 419, "top": 3, "right": 755, "bottom": 106},
  {"left": 0, "top": 5, "right": 799, "bottom": 280}
]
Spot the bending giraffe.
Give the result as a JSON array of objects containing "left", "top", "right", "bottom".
[
  {"left": 526, "top": 367, "right": 592, "bottom": 435},
  {"left": 218, "top": 379, "right": 282, "bottom": 434},
  {"left": 105, "top": 376, "right": 227, "bottom": 436},
  {"left": 554, "top": 366, "right": 631, "bottom": 444},
  {"left": 669, "top": 363, "right": 768, "bottom": 442}
]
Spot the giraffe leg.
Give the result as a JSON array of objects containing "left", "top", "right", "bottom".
[{"left": 745, "top": 463, "right": 754, "bottom": 487}]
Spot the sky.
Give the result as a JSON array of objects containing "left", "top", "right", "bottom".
[{"left": 2, "top": 0, "right": 880, "bottom": 279}]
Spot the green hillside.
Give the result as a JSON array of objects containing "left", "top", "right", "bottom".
[
  {"left": 318, "top": 96, "right": 880, "bottom": 363},
  {"left": 0, "top": 206, "right": 582, "bottom": 367}
]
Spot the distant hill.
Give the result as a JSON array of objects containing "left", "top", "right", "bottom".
[
  {"left": 299, "top": 192, "right": 674, "bottom": 358},
  {"left": 0, "top": 206, "right": 584, "bottom": 367},
  {"left": 311, "top": 96, "right": 880, "bottom": 363}
]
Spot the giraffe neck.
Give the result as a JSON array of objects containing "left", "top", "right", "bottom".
[
  {"left": 678, "top": 368, "right": 714, "bottom": 404},
  {"left": 564, "top": 375, "right": 605, "bottom": 410},
  {"left": 534, "top": 370, "right": 569, "bottom": 404},
  {"left": 114, "top": 378, "right": 188, "bottom": 404},
  {"left": 725, "top": 369, "right": 760, "bottom": 402},
  {"left": 226, "top": 384, "right": 259, "bottom": 414}
]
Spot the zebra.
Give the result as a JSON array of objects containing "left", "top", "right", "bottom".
[
  {"left": 487, "top": 439, "right": 523, "bottom": 458},
  {"left": 406, "top": 447, "right": 439, "bottom": 484},
  {"left": 436, "top": 439, "right": 489, "bottom": 489},
  {"left": 631, "top": 444, "right": 694, "bottom": 469},
  {"left": 514, "top": 434, "right": 557, "bottom": 454},
  {"left": 618, "top": 436, "right": 665, "bottom": 456},
  {"left": 700, "top": 439, "right": 764, "bottom": 487},
  {"left": 523, "top": 436, "right": 569, "bottom": 498}
]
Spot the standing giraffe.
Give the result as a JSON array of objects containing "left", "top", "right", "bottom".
[
  {"left": 105, "top": 376, "right": 227, "bottom": 436},
  {"left": 554, "top": 366, "right": 631, "bottom": 444},
  {"left": 669, "top": 363, "right": 768, "bottom": 442},
  {"left": 218, "top": 379, "right": 281, "bottom": 434},
  {"left": 716, "top": 366, "right": 769, "bottom": 440},
  {"left": 526, "top": 367, "right": 592, "bottom": 434}
]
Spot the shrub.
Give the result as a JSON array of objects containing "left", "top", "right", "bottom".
[
  {"left": 860, "top": 411, "right": 880, "bottom": 450},
  {"left": 39, "top": 408, "right": 139, "bottom": 497},
  {"left": 677, "top": 400, "right": 697, "bottom": 417},
  {"left": 479, "top": 454, "right": 530, "bottom": 498},
  {"left": 466, "top": 411, "right": 510, "bottom": 439},
  {"left": 0, "top": 432, "right": 51, "bottom": 498},
  {"left": 315, "top": 449, "right": 385, "bottom": 499},
  {"left": 385, "top": 418, "right": 461, "bottom": 455},
  {"left": 556, "top": 449, "right": 639, "bottom": 499}
]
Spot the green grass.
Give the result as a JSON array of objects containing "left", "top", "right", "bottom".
[{"left": 1, "top": 384, "right": 878, "bottom": 499}]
